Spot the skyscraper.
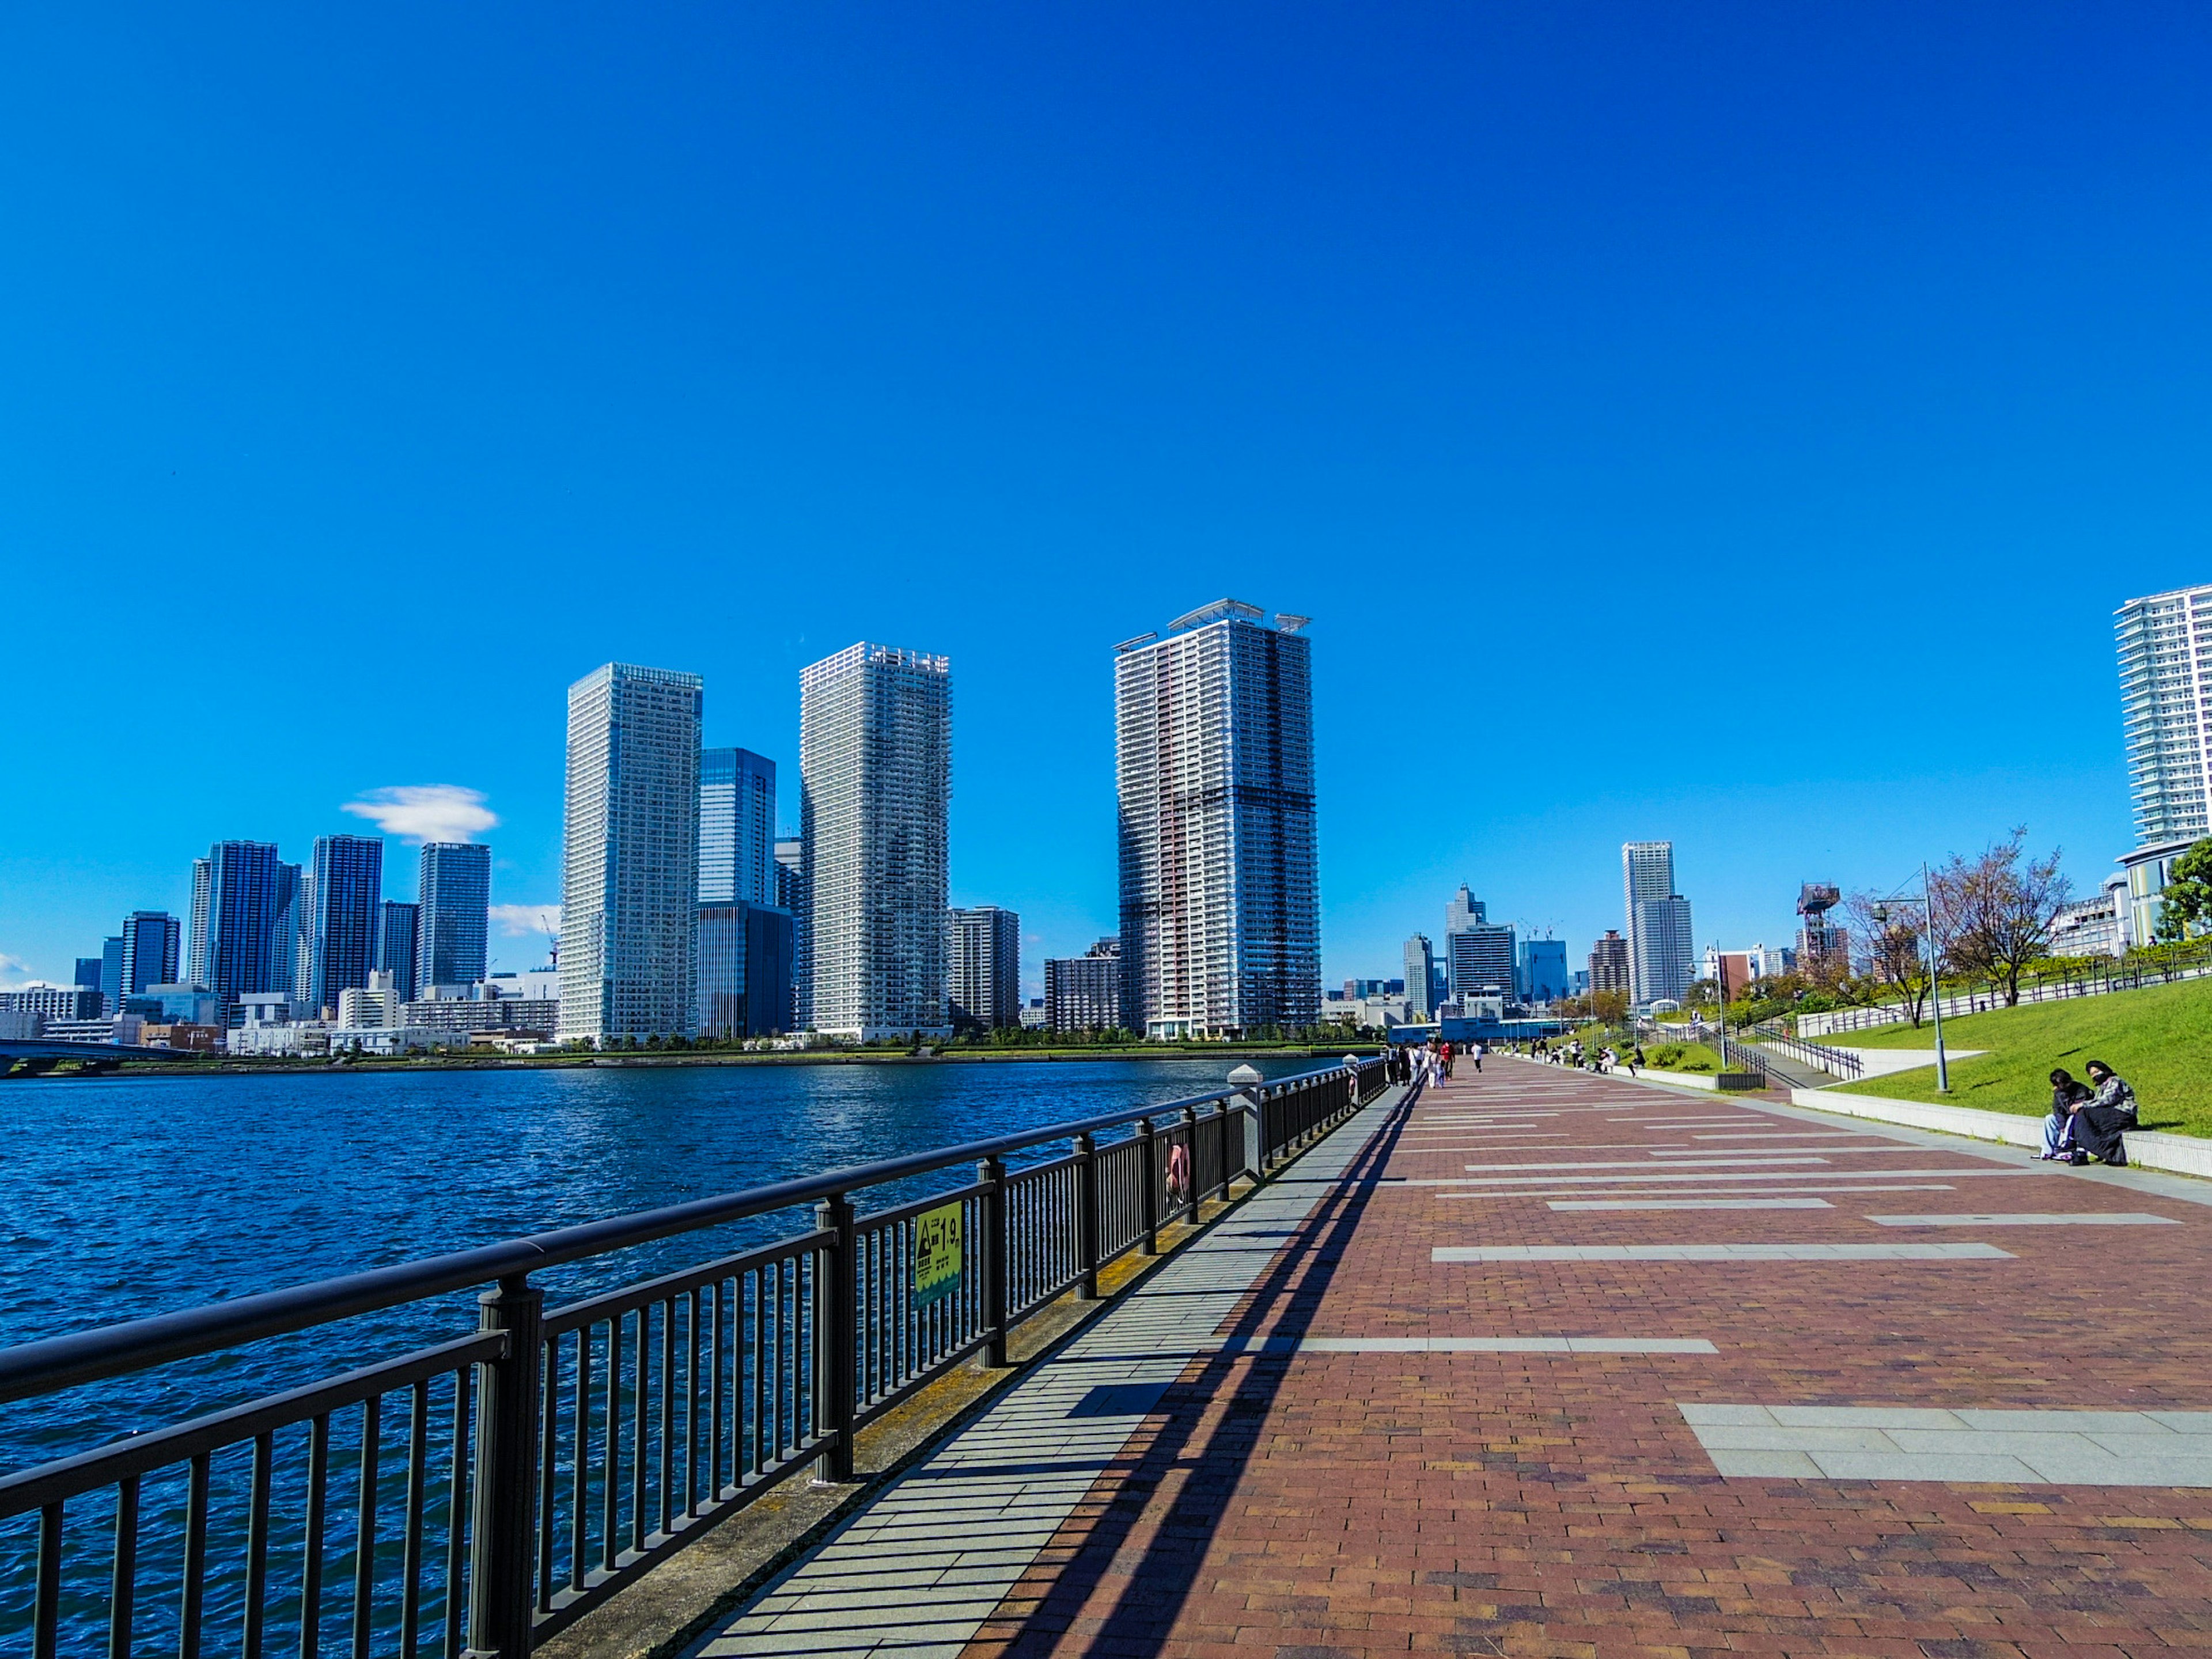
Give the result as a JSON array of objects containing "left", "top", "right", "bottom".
[
  {"left": 1518, "top": 938, "right": 1570, "bottom": 1003},
  {"left": 1116, "top": 600, "right": 1320, "bottom": 1040},
  {"left": 202, "top": 840, "right": 286, "bottom": 1020},
  {"left": 1402, "top": 934, "right": 1436, "bottom": 1019},
  {"left": 417, "top": 842, "right": 492, "bottom": 993},
  {"left": 1631, "top": 896, "right": 1696, "bottom": 1005},
  {"left": 1622, "top": 840, "right": 1694, "bottom": 1005},
  {"left": 1589, "top": 930, "right": 1631, "bottom": 995},
  {"left": 799, "top": 642, "right": 952, "bottom": 1041},
  {"left": 187, "top": 857, "right": 212, "bottom": 986},
  {"left": 2116, "top": 585, "right": 2212, "bottom": 846},
  {"left": 699, "top": 747, "right": 778, "bottom": 906},
  {"left": 946, "top": 906, "right": 1021, "bottom": 1034},
  {"left": 275, "top": 861, "right": 305, "bottom": 1006},
  {"left": 1443, "top": 884, "right": 1515, "bottom": 1004},
  {"left": 118, "top": 911, "right": 181, "bottom": 1001},
  {"left": 97, "top": 936, "right": 124, "bottom": 1014},
  {"left": 559, "top": 662, "right": 704, "bottom": 1043},
  {"left": 376, "top": 900, "right": 421, "bottom": 1005},
  {"left": 306, "top": 834, "right": 384, "bottom": 1014},
  {"left": 775, "top": 836, "right": 809, "bottom": 1031}
]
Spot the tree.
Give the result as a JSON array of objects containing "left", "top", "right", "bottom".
[
  {"left": 1843, "top": 890, "right": 1936, "bottom": 1027},
  {"left": 2155, "top": 836, "right": 2212, "bottom": 941},
  {"left": 1931, "top": 830, "right": 2071, "bottom": 1006}
]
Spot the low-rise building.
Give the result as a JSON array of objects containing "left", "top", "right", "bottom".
[
  {"left": 398, "top": 998, "right": 562, "bottom": 1037},
  {"left": 40, "top": 1015, "right": 147, "bottom": 1045},
  {"left": 1044, "top": 939, "right": 1123, "bottom": 1034},
  {"left": 0, "top": 986, "right": 103, "bottom": 1022},
  {"left": 226, "top": 1022, "right": 332, "bottom": 1058},
  {"left": 143, "top": 1022, "right": 223, "bottom": 1052},
  {"left": 327, "top": 1025, "right": 463, "bottom": 1056},
  {"left": 336, "top": 972, "right": 406, "bottom": 1030},
  {"left": 2051, "top": 877, "right": 2130, "bottom": 958}
]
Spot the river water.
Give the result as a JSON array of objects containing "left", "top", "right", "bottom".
[{"left": 0, "top": 1054, "right": 1326, "bottom": 1473}]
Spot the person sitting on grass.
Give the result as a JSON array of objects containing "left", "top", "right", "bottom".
[
  {"left": 2056, "top": 1059, "right": 2137, "bottom": 1168},
  {"left": 2039, "top": 1067, "right": 2092, "bottom": 1161}
]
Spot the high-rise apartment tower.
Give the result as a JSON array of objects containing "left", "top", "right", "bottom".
[
  {"left": 799, "top": 643, "right": 952, "bottom": 1041},
  {"left": 1116, "top": 600, "right": 1320, "bottom": 1039},
  {"left": 2116, "top": 585, "right": 2212, "bottom": 846},
  {"left": 559, "top": 662, "right": 704, "bottom": 1043},
  {"left": 117, "top": 911, "right": 181, "bottom": 1002},
  {"left": 946, "top": 906, "right": 1021, "bottom": 1034}
]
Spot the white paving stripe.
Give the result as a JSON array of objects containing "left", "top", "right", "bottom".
[
  {"left": 1299, "top": 1335, "right": 1718, "bottom": 1354},
  {"left": 1679, "top": 1403, "right": 2212, "bottom": 1485},
  {"left": 1865, "top": 1212, "right": 2181, "bottom": 1228},
  {"left": 1409, "top": 1168, "right": 2034, "bottom": 1188},
  {"left": 1461, "top": 1157, "right": 1833, "bottom": 1171},
  {"left": 1444, "top": 1185, "right": 1958, "bottom": 1200},
  {"left": 1433, "top": 1243, "right": 2013, "bottom": 1261},
  {"left": 690, "top": 1090, "right": 1405, "bottom": 1659},
  {"left": 1548, "top": 1198, "right": 1834, "bottom": 1211}
]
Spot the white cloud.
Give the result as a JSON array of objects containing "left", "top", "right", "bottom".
[
  {"left": 0, "top": 953, "right": 39, "bottom": 988},
  {"left": 342, "top": 785, "right": 499, "bottom": 845},
  {"left": 490, "top": 904, "right": 560, "bottom": 938}
]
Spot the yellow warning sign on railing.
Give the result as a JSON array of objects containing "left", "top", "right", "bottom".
[{"left": 914, "top": 1202, "right": 963, "bottom": 1308}]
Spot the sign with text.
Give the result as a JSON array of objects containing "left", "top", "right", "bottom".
[{"left": 913, "top": 1202, "right": 963, "bottom": 1308}]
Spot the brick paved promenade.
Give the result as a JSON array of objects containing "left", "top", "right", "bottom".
[{"left": 695, "top": 1062, "right": 2212, "bottom": 1659}]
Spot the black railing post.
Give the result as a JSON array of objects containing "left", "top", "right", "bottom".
[
  {"left": 981, "top": 1155, "right": 1009, "bottom": 1367},
  {"left": 1179, "top": 1104, "right": 1199, "bottom": 1219},
  {"left": 1214, "top": 1103, "right": 1233, "bottom": 1200},
  {"left": 1137, "top": 1119, "right": 1160, "bottom": 1255},
  {"left": 1075, "top": 1132, "right": 1100, "bottom": 1300},
  {"left": 813, "top": 1194, "right": 856, "bottom": 1484},
  {"left": 466, "top": 1274, "right": 542, "bottom": 1659}
]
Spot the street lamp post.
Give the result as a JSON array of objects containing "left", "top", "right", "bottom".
[{"left": 1873, "top": 875, "right": 1949, "bottom": 1094}]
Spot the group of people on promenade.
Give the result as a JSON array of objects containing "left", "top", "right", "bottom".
[
  {"left": 1387, "top": 1038, "right": 1482, "bottom": 1088},
  {"left": 1517, "top": 1036, "right": 1644, "bottom": 1077},
  {"left": 2041, "top": 1060, "right": 2138, "bottom": 1166}
]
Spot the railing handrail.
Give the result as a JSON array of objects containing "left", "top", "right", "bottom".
[{"left": 0, "top": 1060, "right": 1360, "bottom": 1406}]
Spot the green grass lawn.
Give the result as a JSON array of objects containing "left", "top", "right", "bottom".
[{"left": 1831, "top": 976, "right": 2212, "bottom": 1135}]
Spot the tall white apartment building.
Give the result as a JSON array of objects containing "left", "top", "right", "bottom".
[
  {"left": 2116, "top": 585, "right": 2212, "bottom": 847},
  {"left": 1622, "top": 840, "right": 1694, "bottom": 1005},
  {"left": 1116, "top": 600, "right": 1320, "bottom": 1040},
  {"left": 558, "top": 662, "right": 704, "bottom": 1043},
  {"left": 946, "top": 904, "right": 1021, "bottom": 1033},
  {"left": 799, "top": 643, "right": 952, "bottom": 1041}
]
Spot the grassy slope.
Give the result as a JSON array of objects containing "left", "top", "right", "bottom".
[{"left": 1831, "top": 976, "right": 2212, "bottom": 1135}]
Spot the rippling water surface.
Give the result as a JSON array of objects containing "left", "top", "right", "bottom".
[{"left": 0, "top": 1054, "right": 1325, "bottom": 1471}]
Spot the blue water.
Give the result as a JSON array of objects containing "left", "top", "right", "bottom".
[{"left": 0, "top": 1055, "right": 1323, "bottom": 1473}]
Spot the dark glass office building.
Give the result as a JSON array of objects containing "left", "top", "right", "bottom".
[
  {"left": 417, "top": 842, "right": 491, "bottom": 991},
  {"left": 696, "top": 902, "right": 795, "bottom": 1040},
  {"left": 203, "top": 840, "right": 286, "bottom": 1021},
  {"left": 377, "top": 900, "right": 421, "bottom": 1004},
  {"left": 306, "top": 834, "right": 384, "bottom": 1014},
  {"left": 118, "top": 911, "right": 181, "bottom": 1001}
]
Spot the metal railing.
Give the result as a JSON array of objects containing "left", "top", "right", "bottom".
[
  {"left": 0, "top": 1058, "right": 1389, "bottom": 1658},
  {"left": 1745, "top": 1021, "right": 1864, "bottom": 1080},
  {"left": 1796, "top": 939, "right": 2212, "bottom": 1039}
]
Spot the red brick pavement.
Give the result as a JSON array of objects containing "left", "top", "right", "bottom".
[{"left": 961, "top": 1062, "right": 2212, "bottom": 1659}]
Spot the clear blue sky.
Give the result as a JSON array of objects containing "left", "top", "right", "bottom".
[{"left": 4, "top": 2, "right": 2207, "bottom": 992}]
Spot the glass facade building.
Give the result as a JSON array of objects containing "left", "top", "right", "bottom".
[
  {"left": 1115, "top": 601, "right": 1320, "bottom": 1040},
  {"left": 417, "top": 842, "right": 491, "bottom": 992},
  {"left": 376, "top": 900, "right": 421, "bottom": 1005},
  {"left": 1518, "top": 938, "right": 1570, "bottom": 1003},
  {"left": 559, "top": 662, "right": 704, "bottom": 1043},
  {"left": 306, "top": 834, "right": 385, "bottom": 1014},
  {"left": 1622, "top": 840, "right": 1694, "bottom": 1006},
  {"left": 696, "top": 900, "right": 796, "bottom": 1040},
  {"left": 699, "top": 748, "right": 778, "bottom": 906},
  {"left": 118, "top": 911, "right": 181, "bottom": 1002},
  {"left": 203, "top": 840, "right": 287, "bottom": 1021},
  {"left": 799, "top": 642, "right": 952, "bottom": 1041}
]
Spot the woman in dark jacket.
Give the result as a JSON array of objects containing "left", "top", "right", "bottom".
[
  {"left": 2063, "top": 1060, "right": 2137, "bottom": 1166},
  {"left": 2039, "top": 1068, "right": 2092, "bottom": 1160}
]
